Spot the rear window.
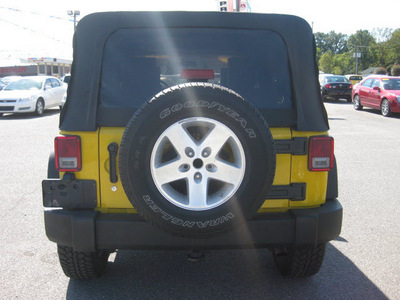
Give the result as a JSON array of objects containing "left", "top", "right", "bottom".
[
  {"left": 326, "top": 76, "right": 349, "bottom": 83},
  {"left": 99, "top": 27, "right": 292, "bottom": 109}
]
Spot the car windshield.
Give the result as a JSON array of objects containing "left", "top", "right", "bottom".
[
  {"left": 5, "top": 78, "right": 42, "bottom": 91},
  {"left": 100, "top": 27, "right": 292, "bottom": 109},
  {"left": 63, "top": 75, "right": 71, "bottom": 84},
  {"left": 326, "top": 76, "right": 349, "bottom": 83},
  {"left": 382, "top": 78, "right": 400, "bottom": 90}
]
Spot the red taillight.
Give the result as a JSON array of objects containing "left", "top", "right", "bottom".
[
  {"left": 308, "top": 136, "right": 334, "bottom": 171},
  {"left": 325, "top": 84, "right": 332, "bottom": 89},
  {"left": 55, "top": 136, "right": 81, "bottom": 172},
  {"left": 181, "top": 69, "right": 215, "bottom": 80}
]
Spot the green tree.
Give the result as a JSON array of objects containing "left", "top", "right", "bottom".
[
  {"left": 391, "top": 65, "right": 400, "bottom": 76},
  {"left": 374, "top": 67, "right": 386, "bottom": 74},
  {"left": 347, "top": 30, "right": 377, "bottom": 72},
  {"left": 385, "top": 29, "right": 400, "bottom": 65},
  {"left": 315, "top": 31, "right": 348, "bottom": 55},
  {"left": 319, "top": 51, "right": 334, "bottom": 73},
  {"left": 332, "top": 52, "right": 354, "bottom": 75}
]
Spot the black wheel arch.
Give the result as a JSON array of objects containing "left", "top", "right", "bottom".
[
  {"left": 326, "top": 155, "right": 338, "bottom": 199},
  {"left": 47, "top": 151, "right": 59, "bottom": 178}
]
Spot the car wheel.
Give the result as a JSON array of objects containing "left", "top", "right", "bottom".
[
  {"left": 272, "top": 244, "right": 326, "bottom": 278},
  {"left": 35, "top": 99, "right": 44, "bottom": 116},
  {"left": 57, "top": 244, "right": 110, "bottom": 280},
  {"left": 381, "top": 99, "right": 391, "bottom": 117},
  {"left": 119, "top": 83, "right": 276, "bottom": 239},
  {"left": 353, "top": 95, "right": 363, "bottom": 110}
]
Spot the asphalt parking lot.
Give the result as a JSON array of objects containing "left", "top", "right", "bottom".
[{"left": 0, "top": 103, "right": 399, "bottom": 299}]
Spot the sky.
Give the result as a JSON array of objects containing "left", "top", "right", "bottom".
[{"left": 0, "top": 0, "right": 399, "bottom": 62}]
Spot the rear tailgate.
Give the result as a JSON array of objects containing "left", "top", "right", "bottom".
[{"left": 98, "top": 128, "right": 328, "bottom": 212}]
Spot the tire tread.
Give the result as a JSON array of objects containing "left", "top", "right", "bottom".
[
  {"left": 57, "top": 245, "right": 109, "bottom": 280},
  {"left": 273, "top": 244, "right": 326, "bottom": 278}
]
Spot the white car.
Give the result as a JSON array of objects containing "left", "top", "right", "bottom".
[{"left": 0, "top": 76, "right": 67, "bottom": 116}]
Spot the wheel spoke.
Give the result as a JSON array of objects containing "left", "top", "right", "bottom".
[
  {"left": 164, "top": 124, "right": 197, "bottom": 157},
  {"left": 187, "top": 177, "right": 209, "bottom": 208},
  {"left": 201, "top": 125, "right": 232, "bottom": 158},
  {"left": 208, "top": 160, "right": 243, "bottom": 185},
  {"left": 152, "top": 160, "right": 186, "bottom": 185}
]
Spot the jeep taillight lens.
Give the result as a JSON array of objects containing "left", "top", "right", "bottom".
[
  {"left": 308, "top": 136, "right": 334, "bottom": 171},
  {"left": 55, "top": 136, "right": 81, "bottom": 172}
]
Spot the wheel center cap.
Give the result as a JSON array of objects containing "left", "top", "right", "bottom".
[{"left": 193, "top": 158, "right": 203, "bottom": 169}]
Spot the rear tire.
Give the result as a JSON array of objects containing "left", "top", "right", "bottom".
[
  {"left": 57, "top": 245, "right": 110, "bottom": 280},
  {"left": 272, "top": 244, "right": 326, "bottom": 278}
]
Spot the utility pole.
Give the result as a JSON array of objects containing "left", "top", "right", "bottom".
[
  {"left": 67, "top": 10, "right": 80, "bottom": 32},
  {"left": 354, "top": 45, "right": 368, "bottom": 74}
]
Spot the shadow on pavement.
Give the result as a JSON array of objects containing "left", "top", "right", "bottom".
[
  {"left": 0, "top": 109, "right": 60, "bottom": 120},
  {"left": 66, "top": 241, "right": 388, "bottom": 299}
]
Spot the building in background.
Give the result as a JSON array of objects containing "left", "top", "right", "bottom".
[
  {"left": 217, "top": 0, "right": 251, "bottom": 12},
  {"left": 0, "top": 57, "right": 71, "bottom": 78}
]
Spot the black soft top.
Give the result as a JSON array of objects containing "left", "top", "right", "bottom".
[{"left": 60, "top": 11, "right": 328, "bottom": 132}]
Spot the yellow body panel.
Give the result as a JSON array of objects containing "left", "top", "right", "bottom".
[
  {"left": 59, "top": 128, "right": 329, "bottom": 213},
  {"left": 98, "top": 127, "right": 133, "bottom": 209},
  {"left": 290, "top": 131, "right": 328, "bottom": 208},
  {"left": 259, "top": 128, "right": 291, "bottom": 212}
]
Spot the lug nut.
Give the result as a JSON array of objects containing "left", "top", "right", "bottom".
[
  {"left": 206, "top": 164, "right": 216, "bottom": 172},
  {"left": 194, "top": 172, "right": 202, "bottom": 183},
  {"left": 202, "top": 147, "right": 211, "bottom": 158},
  {"left": 180, "top": 164, "right": 190, "bottom": 172},
  {"left": 185, "top": 147, "right": 195, "bottom": 158}
]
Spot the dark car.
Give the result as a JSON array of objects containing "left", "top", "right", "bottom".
[
  {"left": 320, "top": 75, "right": 352, "bottom": 102},
  {"left": 42, "top": 12, "right": 342, "bottom": 280},
  {"left": 352, "top": 75, "right": 400, "bottom": 117}
]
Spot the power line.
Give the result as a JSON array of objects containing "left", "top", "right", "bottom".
[
  {"left": 0, "top": 6, "right": 72, "bottom": 22},
  {"left": 0, "top": 17, "right": 68, "bottom": 45}
]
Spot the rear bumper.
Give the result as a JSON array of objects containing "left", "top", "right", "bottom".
[
  {"left": 322, "top": 88, "right": 352, "bottom": 99},
  {"left": 44, "top": 198, "right": 342, "bottom": 251}
]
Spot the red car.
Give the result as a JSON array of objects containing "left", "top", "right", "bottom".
[{"left": 352, "top": 75, "right": 400, "bottom": 117}]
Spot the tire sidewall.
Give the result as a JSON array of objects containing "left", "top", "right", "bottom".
[
  {"left": 36, "top": 99, "right": 44, "bottom": 116},
  {"left": 381, "top": 99, "right": 390, "bottom": 117},
  {"left": 353, "top": 95, "right": 361, "bottom": 110},
  {"left": 119, "top": 84, "right": 276, "bottom": 238}
]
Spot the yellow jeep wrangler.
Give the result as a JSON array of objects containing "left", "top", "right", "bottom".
[{"left": 42, "top": 11, "right": 342, "bottom": 279}]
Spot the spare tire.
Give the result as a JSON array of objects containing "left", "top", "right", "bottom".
[{"left": 119, "top": 83, "right": 276, "bottom": 238}]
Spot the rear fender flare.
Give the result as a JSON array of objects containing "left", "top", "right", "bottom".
[{"left": 47, "top": 151, "right": 59, "bottom": 179}]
